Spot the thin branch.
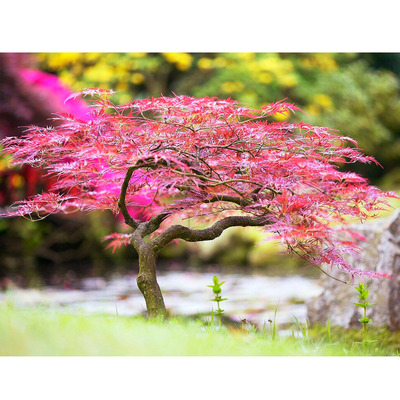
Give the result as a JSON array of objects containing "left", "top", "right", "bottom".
[
  {"left": 173, "top": 185, "right": 253, "bottom": 208},
  {"left": 205, "top": 194, "right": 252, "bottom": 207},
  {"left": 285, "top": 239, "right": 349, "bottom": 285},
  {"left": 170, "top": 169, "right": 252, "bottom": 198},
  {"left": 315, "top": 265, "right": 349, "bottom": 284}
]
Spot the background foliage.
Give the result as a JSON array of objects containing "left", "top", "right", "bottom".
[
  {"left": 37, "top": 53, "right": 400, "bottom": 185},
  {"left": 1, "top": 53, "right": 400, "bottom": 285}
]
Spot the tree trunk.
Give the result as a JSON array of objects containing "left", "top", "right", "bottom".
[{"left": 136, "top": 246, "right": 167, "bottom": 319}]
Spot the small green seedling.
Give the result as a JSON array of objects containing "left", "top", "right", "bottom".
[
  {"left": 207, "top": 275, "right": 228, "bottom": 328},
  {"left": 354, "top": 282, "right": 376, "bottom": 354}
]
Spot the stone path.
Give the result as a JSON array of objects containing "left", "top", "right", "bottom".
[{"left": 1, "top": 271, "right": 323, "bottom": 328}]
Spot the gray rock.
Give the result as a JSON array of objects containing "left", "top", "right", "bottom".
[{"left": 307, "top": 209, "right": 400, "bottom": 330}]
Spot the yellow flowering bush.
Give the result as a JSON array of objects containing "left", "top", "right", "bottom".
[
  {"left": 36, "top": 53, "right": 400, "bottom": 184},
  {"left": 162, "top": 53, "right": 193, "bottom": 71}
]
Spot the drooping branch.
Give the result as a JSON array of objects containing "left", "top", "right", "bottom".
[{"left": 151, "top": 215, "right": 270, "bottom": 252}]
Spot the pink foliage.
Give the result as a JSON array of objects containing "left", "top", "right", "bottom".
[
  {"left": 15, "top": 75, "right": 148, "bottom": 220},
  {"left": 103, "top": 232, "right": 132, "bottom": 254},
  {"left": 1, "top": 91, "right": 397, "bottom": 279}
]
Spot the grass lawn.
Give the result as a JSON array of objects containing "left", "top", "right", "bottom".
[{"left": 1, "top": 304, "right": 399, "bottom": 356}]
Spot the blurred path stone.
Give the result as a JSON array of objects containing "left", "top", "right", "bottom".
[{"left": 2, "top": 271, "right": 322, "bottom": 328}]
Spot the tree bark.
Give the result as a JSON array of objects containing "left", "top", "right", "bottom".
[
  {"left": 128, "top": 214, "right": 268, "bottom": 319},
  {"left": 136, "top": 246, "right": 167, "bottom": 319}
]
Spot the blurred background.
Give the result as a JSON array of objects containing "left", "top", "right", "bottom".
[{"left": 0, "top": 53, "right": 399, "bottom": 322}]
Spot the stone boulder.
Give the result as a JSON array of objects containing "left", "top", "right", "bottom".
[{"left": 307, "top": 209, "right": 400, "bottom": 330}]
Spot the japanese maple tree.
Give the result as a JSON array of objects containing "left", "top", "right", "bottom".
[{"left": 1, "top": 89, "right": 396, "bottom": 318}]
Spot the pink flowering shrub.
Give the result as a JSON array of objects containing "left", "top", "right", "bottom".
[
  {"left": 0, "top": 61, "right": 90, "bottom": 205},
  {"left": 20, "top": 69, "right": 90, "bottom": 121}
]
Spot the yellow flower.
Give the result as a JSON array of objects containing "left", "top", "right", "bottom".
[
  {"left": 84, "top": 64, "right": 114, "bottom": 83},
  {"left": 131, "top": 73, "right": 145, "bottom": 85},
  {"left": 162, "top": 53, "right": 193, "bottom": 71},
  {"left": 278, "top": 74, "right": 298, "bottom": 88},
  {"left": 273, "top": 110, "right": 290, "bottom": 121},
  {"left": 198, "top": 58, "right": 213, "bottom": 70},
  {"left": 44, "top": 53, "right": 82, "bottom": 69},
  {"left": 83, "top": 53, "right": 101, "bottom": 62},
  {"left": 313, "top": 94, "right": 334, "bottom": 111},
  {"left": 114, "top": 67, "right": 130, "bottom": 82},
  {"left": 257, "top": 56, "right": 296, "bottom": 87},
  {"left": 301, "top": 54, "right": 338, "bottom": 72},
  {"left": 314, "top": 54, "right": 337, "bottom": 71},
  {"left": 259, "top": 57, "right": 280, "bottom": 72},
  {"left": 258, "top": 72, "right": 273, "bottom": 84},
  {"left": 236, "top": 53, "right": 255, "bottom": 61},
  {"left": 221, "top": 81, "right": 244, "bottom": 93},
  {"left": 59, "top": 70, "right": 76, "bottom": 87}
]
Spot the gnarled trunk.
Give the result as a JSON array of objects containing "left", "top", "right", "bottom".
[
  {"left": 136, "top": 247, "right": 167, "bottom": 319},
  {"left": 126, "top": 214, "right": 268, "bottom": 319}
]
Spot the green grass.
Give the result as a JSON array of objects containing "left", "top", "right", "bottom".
[{"left": 1, "top": 304, "right": 399, "bottom": 356}]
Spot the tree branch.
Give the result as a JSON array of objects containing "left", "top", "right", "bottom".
[
  {"left": 118, "top": 166, "right": 138, "bottom": 229},
  {"left": 151, "top": 215, "right": 269, "bottom": 252},
  {"left": 205, "top": 194, "right": 252, "bottom": 207},
  {"left": 141, "top": 212, "right": 172, "bottom": 237},
  {"left": 117, "top": 160, "right": 166, "bottom": 229},
  {"left": 173, "top": 186, "right": 253, "bottom": 208}
]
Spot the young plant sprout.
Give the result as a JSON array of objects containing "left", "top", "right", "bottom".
[
  {"left": 207, "top": 275, "right": 227, "bottom": 328},
  {"left": 1, "top": 89, "right": 396, "bottom": 318},
  {"left": 354, "top": 282, "right": 376, "bottom": 354}
]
